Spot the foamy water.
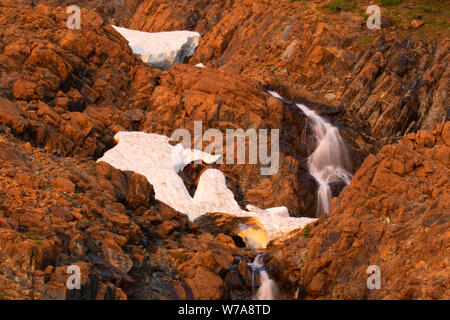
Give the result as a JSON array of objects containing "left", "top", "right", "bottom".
[
  {"left": 268, "top": 91, "right": 352, "bottom": 216},
  {"left": 248, "top": 255, "right": 278, "bottom": 300}
]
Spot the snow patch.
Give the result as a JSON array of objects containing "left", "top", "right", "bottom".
[
  {"left": 112, "top": 26, "right": 201, "bottom": 70},
  {"left": 98, "top": 131, "right": 316, "bottom": 248}
]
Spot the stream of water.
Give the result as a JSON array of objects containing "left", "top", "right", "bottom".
[
  {"left": 248, "top": 255, "right": 278, "bottom": 300},
  {"left": 268, "top": 91, "right": 353, "bottom": 216},
  {"left": 246, "top": 91, "right": 354, "bottom": 300}
]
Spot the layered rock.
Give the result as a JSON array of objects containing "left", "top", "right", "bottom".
[
  {"left": 0, "top": 2, "right": 330, "bottom": 218},
  {"left": 129, "top": 0, "right": 232, "bottom": 35},
  {"left": 0, "top": 129, "right": 261, "bottom": 300},
  {"left": 124, "top": 0, "right": 449, "bottom": 149},
  {"left": 0, "top": 2, "right": 322, "bottom": 300},
  {"left": 0, "top": 0, "right": 448, "bottom": 301},
  {"left": 266, "top": 123, "right": 450, "bottom": 299},
  {"left": 0, "top": 3, "right": 157, "bottom": 159},
  {"left": 112, "top": 26, "right": 201, "bottom": 69},
  {"left": 0, "top": 2, "right": 261, "bottom": 300}
]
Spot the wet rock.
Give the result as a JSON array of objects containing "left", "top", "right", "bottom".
[
  {"left": 0, "top": 0, "right": 447, "bottom": 301},
  {"left": 328, "top": 179, "right": 348, "bottom": 198},
  {"left": 131, "top": 0, "right": 448, "bottom": 150},
  {"left": 194, "top": 212, "right": 262, "bottom": 246}
]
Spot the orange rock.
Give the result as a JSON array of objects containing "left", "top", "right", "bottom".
[
  {"left": 415, "top": 130, "right": 436, "bottom": 148},
  {"left": 12, "top": 79, "right": 39, "bottom": 100},
  {"left": 0, "top": 97, "right": 29, "bottom": 133},
  {"left": 53, "top": 177, "right": 75, "bottom": 193},
  {"left": 442, "top": 122, "right": 450, "bottom": 146},
  {"left": 267, "top": 123, "right": 450, "bottom": 299},
  {"left": 411, "top": 19, "right": 425, "bottom": 28},
  {"left": 184, "top": 266, "right": 225, "bottom": 300},
  {"left": 308, "top": 272, "right": 327, "bottom": 296}
]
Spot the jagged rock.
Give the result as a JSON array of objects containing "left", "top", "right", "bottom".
[
  {"left": 125, "top": 0, "right": 447, "bottom": 149},
  {"left": 53, "top": 176, "right": 75, "bottom": 193},
  {"left": 194, "top": 212, "right": 266, "bottom": 248},
  {"left": 0, "top": 97, "right": 29, "bottom": 133},
  {"left": 0, "top": 0, "right": 447, "bottom": 301},
  {"left": 0, "top": 131, "right": 255, "bottom": 300},
  {"left": 0, "top": 3, "right": 323, "bottom": 218},
  {"left": 266, "top": 123, "right": 450, "bottom": 299}
]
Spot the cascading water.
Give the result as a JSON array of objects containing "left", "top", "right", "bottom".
[
  {"left": 248, "top": 255, "right": 278, "bottom": 300},
  {"left": 296, "top": 104, "right": 353, "bottom": 215},
  {"left": 268, "top": 91, "right": 353, "bottom": 216}
]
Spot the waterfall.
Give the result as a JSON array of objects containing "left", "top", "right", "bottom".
[
  {"left": 268, "top": 91, "right": 353, "bottom": 216},
  {"left": 248, "top": 255, "right": 278, "bottom": 300}
]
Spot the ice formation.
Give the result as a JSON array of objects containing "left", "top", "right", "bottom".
[
  {"left": 112, "top": 26, "right": 201, "bottom": 69},
  {"left": 97, "top": 132, "right": 316, "bottom": 248}
]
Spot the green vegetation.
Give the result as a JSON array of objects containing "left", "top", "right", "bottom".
[
  {"left": 169, "top": 252, "right": 190, "bottom": 262},
  {"left": 320, "top": 0, "right": 356, "bottom": 13},
  {"left": 24, "top": 231, "right": 40, "bottom": 239},
  {"left": 312, "top": 0, "right": 448, "bottom": 40},
  {"left": 24, "top": 231, "right": 45, "bottom": 243},
  {"left": 357, "top": 34, "right": 373, "bottom": 49},
  {"left": 303, "top": 224, "right": 313, "bottom": 238},
  {"left": 383, "top": 0, "right": 450, "bottom": 40},
  {"left": 380, "top": 0, "right": 403, "bottom": 6}
]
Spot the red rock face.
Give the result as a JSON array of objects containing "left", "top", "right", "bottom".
[
  {"left": 0, "top": 3, "right": 260, "bottom": 300},
  {"left": 0, "top": 2, "right": 326, "bottom": 217},
  {"left": 124, "top": 0, "right": 449, "bottom": 147},
  {"left": 0, "top": 125, "right": 262, "bottom": 300},
  {"left": 129, "top": 0, "right": 232, "bottom": 35},
  {"left": 0, "top": 0, "right": 448, "bottom": 300},
  {"left": 266, "top": 122, "right": 450, "bottom": 299}
]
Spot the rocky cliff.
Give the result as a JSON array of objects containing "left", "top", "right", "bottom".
[
  {"left": 266, "top": 122, "right": 449, "bottom": 299},
  {"left": 0, "top": 0, "right": 448, "bottom": 300},
  {"left": 128, "top": 0, "right": 449, "bottom": 148},
  {"left": 0, "top": 3, "right": 260, "bottom": 300}
]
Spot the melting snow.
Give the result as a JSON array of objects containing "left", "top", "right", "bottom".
[
  {"left": 98, "top": 131, "right": 316, "bottom": 248},
  {"left": 112, "top": 26, "right": 201, "bottom": 70}
]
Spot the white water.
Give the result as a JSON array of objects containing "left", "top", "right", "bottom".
[
  {"left": 248, "top": 255, "right": 278, "bottom": 300},
  {"left": 268, "top": 91, "right": 352, "bottom": 216}
]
